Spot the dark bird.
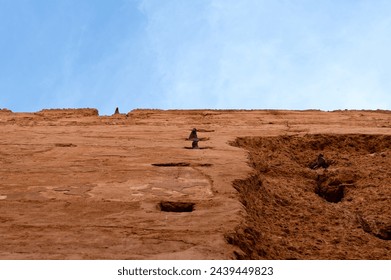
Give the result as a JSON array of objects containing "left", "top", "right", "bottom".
[{"left": 309, "top": 153, "right": 329, "bottom": 169}]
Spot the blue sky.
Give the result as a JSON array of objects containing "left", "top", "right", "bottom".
[{"left": 1, "top": 0, "right": 391, "bottom": 115}]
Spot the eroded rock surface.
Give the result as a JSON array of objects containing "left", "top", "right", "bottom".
[{"left": 1, "top": 109, "right": 390, "bottom": 259}]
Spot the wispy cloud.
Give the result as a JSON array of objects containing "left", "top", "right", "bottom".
[
  {"left": 140, "top": 0, "right": 391, "bottom": 110},
  {"left": 1, "top": 0, "right": 391, "bottom": 113}
]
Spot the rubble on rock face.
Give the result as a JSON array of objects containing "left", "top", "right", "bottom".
[
  {"left": 35, "top": 108, "right": 99, "bottom": 118},
  {"left": 231, "top": 134, "right": 391, "bottom": 259}
]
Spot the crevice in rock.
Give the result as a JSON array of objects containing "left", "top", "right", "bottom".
[{"left": 158, "top": 201, "right": 195, "bottom": 212}]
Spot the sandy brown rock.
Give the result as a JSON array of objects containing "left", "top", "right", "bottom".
[
  {"left": 230, "top": 133, "right": 391, "bottom": 259},
  {"left": 0, "top": 109, "right": 390, "bottom": 259}
]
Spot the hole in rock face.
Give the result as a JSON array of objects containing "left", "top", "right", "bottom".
[
  {"left": 357, "top": 214, "right": 391, "bottom": 240},
  {"left": 315, "top": 184, "right": 345, "bottom": 203},
  {"left": 183, "top": 146, "right": 213, "bottom": 150},
  {"left": 158, "top": 201, "right": 195, "bottom": 212},
  {"left": 315, "top": 174, "right": 345, "bottom": 203},
  {"left": 152, "top": 162, "right": 212, "bottom": 167},
  {"left": 197, "top": 163, "right": 213, "bottom": 167},
  {"left": 55, "top": 143, "right": 77, "bottom": 148},
  {"left": 378, "top": 226, "right": 391, "bottom": 240},
  {"left": 152, "top": 162, "right": 190, "bottom": 167}
]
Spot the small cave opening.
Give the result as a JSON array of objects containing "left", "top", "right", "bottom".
[
  {"left": 158, "top": 201, "right": 195, "bottom": 212},
  {"left": 315, "top": 175, "right": 345, "bottom": 203}
]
